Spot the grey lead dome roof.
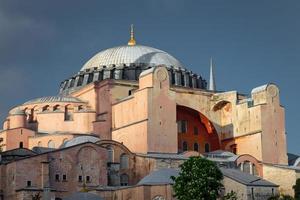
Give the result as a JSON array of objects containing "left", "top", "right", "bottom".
[
  {"left": 23, "top": 96, "right": 83, "bottom": 105},
  {"left": 81, "top": 45, "right": 185, "bottom": 71}
]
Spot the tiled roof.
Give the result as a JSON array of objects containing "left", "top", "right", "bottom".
[
  {"left": 220, "top": 168, "right": 277, "bottom": 187},
  {"left": 138, "top": 168, "right": 179, "bottom": 186}
]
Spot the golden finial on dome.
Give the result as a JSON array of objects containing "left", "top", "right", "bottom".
[{"left": 128, "top": 24, "right": 136, "bottom": 46}]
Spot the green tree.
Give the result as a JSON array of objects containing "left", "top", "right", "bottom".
[
  {"left": 31, "top": 192, "right": 41, "bottom": 200},
  {"left": 294, "top": 178, "right": 300, "bottom": 200},
  {"left": 171, "top": 157, "right": 223, "bottom": 200},
  {"left": 222, "top": 191, "right": 238, "bottom": 200}
]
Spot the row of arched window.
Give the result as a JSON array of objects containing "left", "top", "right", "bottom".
[
  {"left": 24, "top": 105, "right": 86, "bottom": 122},
  {"left": 40, "top": 105, "right": 85, "bottom": 112},
  {"left": 107, "top": 147, "right": 129, "bottom": 169},
  {"left": 182, "top": 141, "right": 210, "bottom": 153},
  {"left": 37, "top": 138, "right": 69, "bottom": 149}
]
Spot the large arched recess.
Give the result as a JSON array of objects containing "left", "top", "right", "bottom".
[{"left": 177, "top": 105, "right": 220, "bottom": 153}]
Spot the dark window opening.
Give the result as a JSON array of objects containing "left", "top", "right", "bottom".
[
  {"left": 27, "top": 181, "right": 31, "bottom": 187},
  {"left": 171, "top": 71, "right": 175, "bottom": 84},
  {"left": 87, "top": 73, "right": 94, "bottom": 84},
  {"left": 205, "top": 143, "right": 210, "bottom": 153},
  {"left": 86, "top": 176, "right": 91, "bottom": 183},
  {"left": 63, "top": 174, "right": 67, "bottom": 181},
  {"left": 77, "top": 75, "right": 84, "bottom": 86},
  {"left": 120, "top": 174, "right": 129, "bottom": 186},
  {"left": 19, "top": 142, "right": 23, "bottom": 148},
  {"left": 178, "top": 120, "right": 187, "bottom": 133},
  {"left": 180, "top": 73, "right": 185, "bottom": 86},
  {"left": 182, "top": 141, "right": 188, "bottom": 151},
  {"left": 55, "top": 174, "right": 60, "bottom": 182},
  {"left": 193, "top": 143, "right": 199, "bottom": 152},
  {"left": 78, "top": 176, "right": 82, "bottom": 182}
]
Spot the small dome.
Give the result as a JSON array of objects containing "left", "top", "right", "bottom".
[
  {"left": 63, "top": 192, "right": 104, "bottom": 200},
  {"left": 24, "top": 96, "right": 83, "bottom": 105},
  {"left": 81, "top": 45, "right": 185, "bottom": 71},
  {"left": 9, "top": 108, "right": 25, "bottom": 115}
]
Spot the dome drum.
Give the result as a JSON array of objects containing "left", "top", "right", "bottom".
[{"left": 59, "top": 66, "right": 207, "bottom": 95}]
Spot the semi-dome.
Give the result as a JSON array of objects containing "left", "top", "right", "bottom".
[{"left": 81, "top": 45, "right": 185, "bottom": 71}]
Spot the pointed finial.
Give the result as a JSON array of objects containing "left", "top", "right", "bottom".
[
  {"left": 209, "top": 57, "right": 216, "bottom": 91},
  {"left": 128, "top": 24, "right": 136, "bottom": 46}
]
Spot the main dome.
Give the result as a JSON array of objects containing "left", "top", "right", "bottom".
[
  {"left": 59, "top": 26, "right": 208, "bottom": 95},
  {"left": 81, "top": 45, "right": 185, "bottom": 71}
]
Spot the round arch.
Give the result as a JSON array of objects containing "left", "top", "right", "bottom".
[
  {"left": 236, "top": 154, "right": 263, "bottom": 177},
  {"left": 176, "top": 105, "right": 220, "bottom": 153}
]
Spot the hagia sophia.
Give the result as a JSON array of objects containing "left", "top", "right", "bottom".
[{"left": 0, "top": 26, "right": 299, "bottom": 200}]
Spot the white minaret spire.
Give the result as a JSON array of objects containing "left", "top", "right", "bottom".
[{"left": 209, "top": 57, "right": 216, "bottom": 91}]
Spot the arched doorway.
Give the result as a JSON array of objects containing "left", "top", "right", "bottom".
[{"left": 176, "top": 105, "right": 220, "bottom": 153}]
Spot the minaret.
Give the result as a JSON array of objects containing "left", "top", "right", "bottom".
[
  {"left": 208, "top": 57, "right": 216, "bottom": 91},
  {"left": 127, "top": 24, "right": 136, "bottom": 46}
]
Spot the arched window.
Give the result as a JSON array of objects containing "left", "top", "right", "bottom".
[
  {"left": 48, "top": 140, "right": 55, "bottom": 148},
  {"left": 243, "top": 161, "right": 251, "bottom": 174},
  {"left": 107, "top": 147, "right": 114, "bottom": 163},
  {"left": 78, "top": 105, "right": 84, "bottom": 111},
  {"left": 42, "top": 105, "right": 50, "bottom": 112},
  {"left": 53, "top": 105, "right": 60, "bottom": 111},
  {"left": 193, "top": 143, "right": 199, "bottom": 152},
  {"left": 19, "top": 142, "right": 23, "bottom": 148},
  {"left": 120, "top": 153, "right": 129, "bottom": 169},
  {"left": 64, "top": 105, "right": 73, "bottom": 121},
  {"left": 182, "top": 141, "right": 188, "bottom": 151},
  {"left": 28, "top": 108, "right": 35, "bottom": 122},
  {"left": 120, "top": 174, "right": 129, "bottom": 186},
  {"left": 205, "top": 143, "right": 210, "bottom": 153}
]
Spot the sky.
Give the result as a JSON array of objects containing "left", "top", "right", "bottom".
[{"left": 0, "top": 0, "right": 299, "bottom": 153}]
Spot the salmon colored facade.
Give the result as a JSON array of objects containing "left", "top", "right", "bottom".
[
  {"left": 0, "top": 32, "right": 294, "bottom": 199},
  {"left": 0, "top": 65, "right": 288, "bottom": 165}
]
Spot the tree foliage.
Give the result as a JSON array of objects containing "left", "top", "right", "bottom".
[
  {"left": 222, "top": 191, "right": 238, "bottom": 200},
  {"left": 31, "top": 192, "right": 41, "bottom": 200},
  {"left": 171, "top": 157, "right": 223, "bottom": 200},
  {"left": 294, "top": 178, "right": 300, "bottom": 200}
]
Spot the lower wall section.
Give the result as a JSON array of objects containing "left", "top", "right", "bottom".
[{"left": 262, "top": 164, "right": 298, "bottom": 196}]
